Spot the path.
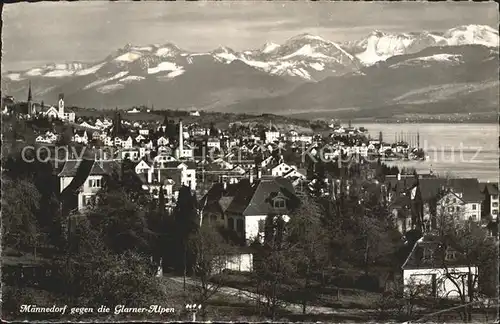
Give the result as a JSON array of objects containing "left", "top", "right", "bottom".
[{"left": 167, "top": 276, "right": 377, "bottom": 317}]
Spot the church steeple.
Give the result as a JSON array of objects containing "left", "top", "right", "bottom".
[
  {"left": 27, "top": 80, "right": 32, "bottom": 102},
  {"left": 27, "top": 80, "right": 34, "bottom": 115}
]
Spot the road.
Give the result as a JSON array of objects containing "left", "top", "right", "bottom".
[{"left": 167, "top": 276, "right": 377, "bottom": 317}]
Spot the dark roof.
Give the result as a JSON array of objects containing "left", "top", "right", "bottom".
[
  {"left": 418, "top": 178, "right": 448, "bottom": 202},
  {"left": 58, "top": 159, "right": 84, "bottom": 177},
  {"left": 402, "top": 235, "right": 472, "bottom": 270},
  {"left": 445, "top": 178, "right": 483, "bottom": 203},
  {"left": 385, "top": 176, "right": 418, "bottom": 194},
  {"left": 226, "top": 178, "right": 297, "bottom": 216},
  {"left": 59, "top": 159, "right": 120, "bottom": 197},
  {"left": 481, "top": 182, "right": 499, "bottom": 196},
  {"left": 60, "top": 159, "right": 95, "bottom": 197}
]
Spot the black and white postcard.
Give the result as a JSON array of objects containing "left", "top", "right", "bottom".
[{"left": 1, "top": 1, "right": 499, "bottom": 322}]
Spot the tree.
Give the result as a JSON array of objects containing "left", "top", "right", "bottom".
[
  {"left": 1, "top": 176, "right": 41, "bottom": 250},
  {"left": 60, "top": 217, "right": 166, "bottom": 310},
  {"left": 89, "top": 189, "right": 156, "bottom": 255},
  {"left": 286, "top": 196, "right": 329, "bottom": 314},
  {"left": 253, "top": 214, "right": 295, "bottom": 319},
  {"left": 172, "top": 186, "right": 199, "bottom": 274},
  {"left": 187, "top": 224, "right": 234, "bottom": 314},
  {"left": 436, "top": 221, "right": 497, "bottom": 322},
  {"left": 57, "top": 125, "right": 73, "bottom": 146}
]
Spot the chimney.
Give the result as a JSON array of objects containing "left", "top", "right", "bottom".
[
  {"left": 223, "top": 181, "right": 227, "bottom": 190},
  {"left": 158, "top": 169, "right": 161, "bottom": 183},
  {"left": 179, "top": 119, "right": 184, "bottom": 155},
  {"left": 397, "top": 173, "right": 401, "bottom": 181},
  {"left": 250, "top": 169, "right": 254, "bottom": 184},
  {"left": 257, "top": 168, "right": 262, "bottom": 179},
  {"left": 148, "top": 168, "right": 153, "bottom": 183}
]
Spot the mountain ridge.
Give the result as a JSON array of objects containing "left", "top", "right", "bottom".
[{"left": 2, "top": 24, "right": 498, "bottom": 118}]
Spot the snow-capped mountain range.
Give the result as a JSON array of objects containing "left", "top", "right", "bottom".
[
  {"left": 344, "top": 24, "right": 498, "bottom": 65},
  {"left": 2, "top": 24, "right": 498, "bottom": 115}
]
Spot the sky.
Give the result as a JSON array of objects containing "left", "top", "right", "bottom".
[{"left": 2, "top": 2, "right": 498, "bottom": 71}]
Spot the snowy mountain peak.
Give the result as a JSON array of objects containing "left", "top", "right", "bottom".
[
  {"left": 262, "top": 42, "right": 280, "bottom": 54},
  {"left": 350, "top": 24, "right": 499, "bottom": 66},
  {"left": 287, "top": 33, "right": 331, "bottom": 44}
]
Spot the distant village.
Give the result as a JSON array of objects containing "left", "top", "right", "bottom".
[{"left": 1, "top": 84, "right": 498, "bottom": 320}]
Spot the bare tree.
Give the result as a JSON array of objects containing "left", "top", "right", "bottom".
[
  {"left": 187, "top": 224, "right": 234, "bottom": 314},
  {"left": 433, "top": 221, "right": 497, "bottom": 322},
  {"left": 287, "top": 196, "right": 329, "bottom": 314},
  {"left": 253, "top": 214, "right": 295, "bottom": 320}
]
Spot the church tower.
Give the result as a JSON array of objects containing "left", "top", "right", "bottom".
[
  {"left": 27, "top": 80, "right": 34, "bottom": 115},
  {"left": 58, "top": 93, "right": 65, "bottom": 118}
]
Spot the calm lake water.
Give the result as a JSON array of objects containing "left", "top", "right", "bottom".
[{"left": 355, "top": 123, "right": 499, "bottom": 182}]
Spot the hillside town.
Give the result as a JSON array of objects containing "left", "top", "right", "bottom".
[{"left": 1, "top": 87, "right": 498, "bottom": 322}]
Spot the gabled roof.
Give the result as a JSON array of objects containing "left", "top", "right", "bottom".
[
  {"left": 480, "top": 182, "right": 499, "bottom": 196},
  {"left": 226, "top": 178, "right": 297, "bottom": 216},
  {"left": 58, "top": 160, "right": 84, "bottom": 177},
  {"left": 60, "top": 159, "right": 95, "bottom": 197},
  {"left": 418, "top": 178, "right": 448, "bottom": 202},
  {"left": 402, "top": 235, "right": 473, "bottom": 270},
  {"left": 446, "top": 178, "right": 483, "bottom": 203}
]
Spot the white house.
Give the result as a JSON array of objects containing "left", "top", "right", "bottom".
[
  {"left": 139, "top": 128, "right": 150, "bottom": 136},
  {"left": 271, "top": 162, "right": 295, "bottom": 177},
  {"left": 127, "top": 107, "right": 140, "bottom": 114},
  {"left": 59, "top": 159, "right": 118, "bottom": 211},
  {"left": 122, "top": 136, "right": 134, "bottom": 149},
  {"left": 73, "top": 130, "right": 89, "bottom": 145},
  {"left": 80, "top": 121, "right": 99, "bottom": 130},
  {"left": 207, "top": 138, "right": 221, "bottom": 151},
  {"left": 120, "top": 148, "right": 140, "bottom": 162},
  {"left": 219, "top": 178, "right": 296, "bottom": 245},
  {"left": 157, "top": 136, "right": 169, "bottom": 147},
  {"left": 43, "top": 106, "right": 59, "bottom": 119},
  {"left": 189, "top": 110, "right": 201, "bottom": 117},
  {"left": 435, "top": 179, "right": 483, "bottom": 223},
  {"left": 481, "top": 183, "right": 499, "bottom": 221},
  {"left": 402, "top": 236, "right": 478, "bottom": 299},
  {"left": 135, "top": 160, "right": 153, "bottom": 176},
  {"left": 265, "top": 131, "right": 280, "bottom": 144}
]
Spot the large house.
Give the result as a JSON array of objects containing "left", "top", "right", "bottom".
[
  {"left": 480, "top": 182, "right": 499, "bottom": 221},
  {"left": 137, "top": 161, "right": 197, "bottom": 206},
  {"left": 402, "top": 235, "right": 478, "bottom": 299},
  {"left": 201, "top": 177, "right": 299, "bottom": 245},
  {"left": 58, "top": 159, "right": 120, "bottom": 213}
]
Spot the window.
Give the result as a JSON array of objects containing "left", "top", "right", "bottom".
[
  {"left": 273, "top": 198, "right": 286, "bottom": 209},
  {"left": 423, "top": 248, "right": 434, "bottom": 260},
  {"left": 445, "top": 249, "right": 456, "bottom": 261},
  {"left": 452, "top": 198, "right": 456, "bottom": 203},
  {"left": 89, "top": 179, "right": 101, "bottom": 188},
  {"left": 448, "top": 207, "right": 454, "bottom": 213},
  {"left": 470, "top": 215, "right": 477, "bottom": 221},
  {"left": 228, "top": 218, "right": 234, "bottom": 230},
  {"left": 472, "top": 204, "right": 477, "bottom": 210},
  {"left": 492, "top": 195, "right": 498, "bottom": 200},
  {"left": 493, "top": 202, "right": 498, "bottom": 208},
  {"left": 236, "top": 219, "right": 244, "bottom": 233},
  {"left": 456, "top": 206, "right": 460, "bottom": 212},
  {"left": 493, "top": 210, "right": 498, "bottom": 215},
  {"left": 258, "top": 219, "right": 265, "bottom": 233}
]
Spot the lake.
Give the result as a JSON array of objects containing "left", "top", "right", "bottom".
[{"left": 355, "top": 123, "right": 499, "bottom": 182}]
